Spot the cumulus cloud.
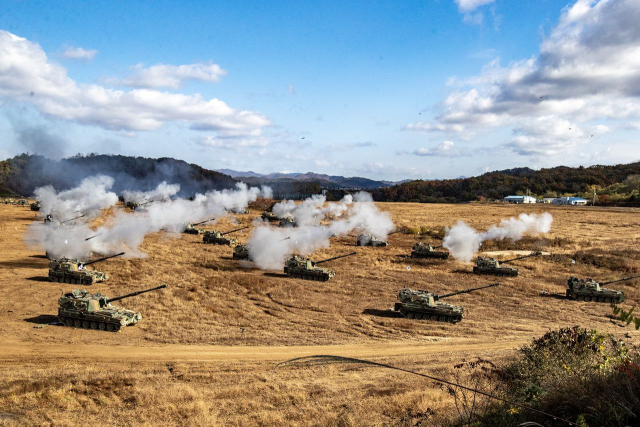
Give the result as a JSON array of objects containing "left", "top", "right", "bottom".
[
  {"left": 455, "top": 0, "right": 495, "bottom": 12},
  {"left": 198, "top": 134, "right": 269, "bottom": 150},
  {"left": 507, "top": 116, "right": 585, "bottom": 156},
  {"left": 62, "top": 46, "right": 97, "bottom": 61},
  {"left": 109, "top": 62, "right": 227, "bottom": 89},
  {"left": 328, "top": 141, "right": 377, "bottom": 152},
  {"left": 400, "top": 140, "right": 465, "bottom": 157},
  {"left": 0, "top": 30, "right": 270, "bottom": 136},
  {"left": 414, "top": 0, "right": 640, "bottom": 156}
]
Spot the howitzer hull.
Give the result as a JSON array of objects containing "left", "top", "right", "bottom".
[
  {"left": 393, "top": 302, "right": 463, "bottom": 323},
  {"left": 283, "top": 266, "right": 334, "bottom": 281},
  {"left": 411, "top": 250, "right": 449, "bottom": 260},
  {"left": 58, "top": 307, "right": 140, "bottom": 332},
  {"left": 565, "top": 288, "right": 624, "bottom": 303},
  {"left": 203, "top": 235, "right": 236, "bottom": 245},
  {"left": 473, "top": 266, "right": 518, "bottom": 277},
  {"left": 49, "top": 270, "right": 108, "bottom": 285}
]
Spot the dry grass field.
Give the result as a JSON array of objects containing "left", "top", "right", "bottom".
[{"left": 1, "top": 202, "right": 639, "bottom": 425}]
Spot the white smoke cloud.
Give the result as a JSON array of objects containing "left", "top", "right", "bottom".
[
  {"left": 121, "top": 181, "right": 180, "bottom": 204},
  {"left": 443, "top": 212, "right": 553, "bottom": 262},
  {"left": 34, "top": 175, "right": 119, "bottom": 221},
  {"left": 248, "top": 191, "right": 394, "bottom": 270}
]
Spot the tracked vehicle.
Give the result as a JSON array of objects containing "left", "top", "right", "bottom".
[
  {"left": 203, "top": 226, "right": 249, "bottom": 245},
  {"left": 15, "top": 199, "right": 28, "bottom": 206},
  {"left": 357, "top": 234, "right": 388, "bottom": 247},
  {"left": 411, "top": 243, "right": 449, "bottom": 259},
  {"left": 284, "top": 252, "right": 357, "bottom": 281},
  {"left": 30, "top": 201, "right": 41, "bottom": 211},
  {"left": 48, "top": 252, "right": 125, "bottom": 285},
  {"left": 279, "top": 217, "right": 295, "bottom": 227},
  {"left": 261, "top": 211, "right": 279, "bottom": 222},
  {"left": 565, "top": 276, "right": 640, "bottom": 303},
  {"left": 233, "top": 244, "right": 250, "bottom": 260},
  {"left": 57, "top": 284, "right": 167, "bottom": 332},
  {"left": 183, "top": 217, "right": 216, "bottom": 235},
  {"left": 473, "top": 252, "right": 541, "bottom": 277},
  {"left": 393, "top": 283, "right": 499, "bottom": 323}
]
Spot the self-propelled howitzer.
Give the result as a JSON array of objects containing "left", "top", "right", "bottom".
[
  {"left": 473, "top": 251, "right": 541, "bottom": 277},
  {"left": 411, "top": 242, "right": 449, "bottom": 260},
  {"left": 393, "top": 283, "right": 499, "bottom": 323},
  {"left": 49, "top": 252, "right": 125, "bottom": 285},
  {"left": 203, "top": 226, "right": 250, "bottom": 245},
  {"left": 57, "top": 284, "right": 167, "bottom": 332},
  {"left": 565, "top": 275, "right": 640, "bottom": 303},
  {"left": 284, "top": 251, "right": 357, "bottom": 281},
  {"left": 184, "top": 217, "right": 216, "bottom": 234}
]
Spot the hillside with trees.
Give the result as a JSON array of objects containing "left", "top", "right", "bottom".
[{"left": 372, "top": 162, "right": 640, "bottom": 205}]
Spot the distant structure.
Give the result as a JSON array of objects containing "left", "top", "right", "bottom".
[
  {"left": 541, "top": 197, "right": 556, "bottom": 204},
  {"left": 503, "top": 195, "right": 536, "bottom": 204},
  {"left": 552, "top": 197, "right": 588, "bottom": 206}
]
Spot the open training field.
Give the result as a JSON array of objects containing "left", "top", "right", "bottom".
[{"left": 1, "top": 202, "right": 639, "bottom": 425}]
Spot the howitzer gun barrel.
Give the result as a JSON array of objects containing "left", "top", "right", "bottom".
[
  {"left": 61, "top": 214, "right": 86, "bottom": 224},
  {"left": 222, "top": 226, "right": 250, "bottom": 236},
  {"left": 107, "top": 284, "right": 167, "bottom": 304},
  {"left": 83, "top": 251, "right": 125, "bottom": 266},
  {"left": 84, "top": 233, "right": 102, "bottom": 241},
  {"left": 436, "top": 283, "right": 499, "bottom": 300},
  {"left": 315, "top": 251, "right": 358, "bottom": 265},
  {"left": 601, "top": 275, "right": 640, "bottom": 286},
  {"left": 502, "top": 252, "right": 542, "bottom": 264},
  {"left": 193, "top": 217, "right": 216, "bottom": 226}
]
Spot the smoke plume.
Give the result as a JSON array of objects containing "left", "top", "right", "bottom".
[
  {"left": 121, "top": 181, "right": 180, "bottom": 203},
  {"left": 443, "top": 212, "right": 553, "bottom": 262}
]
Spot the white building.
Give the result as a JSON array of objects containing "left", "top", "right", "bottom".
[
  {"left": 542, "top": 198, "right": 556, "bottom": 204},
  {"left": 552, "top": 197, "right": 588, "bottom": 205},
  {"left": 503, "top": 195, "right": 537, "bottom": 204}
]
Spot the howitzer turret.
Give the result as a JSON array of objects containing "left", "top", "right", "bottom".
[
  {"left": 183, "top": 217, "right": 216, "bottom": 234},
  {"left": 411, "top": 242, "right": 449, "bottom": 260},
  {"left": 57, "top": 285, "right": 167, "bottom": 332},
  {"left": 393, "top": 283, "right": 499, "bottom": 323},
  {"left": 284, "top": 252, "right": 357, "bottom": 281},
  {"left": 48, "top": 252, "right": 124, "bottom": 285},
  {"left": 473, "top": 251, "right": 541, "bottom": 277},
  {"left": 357, "top": 234, "right": 389, "bottom": 247},
  {"left": 565, "top": 276, "right": 634, "bottom": 303},
  {"left": 203, "top": 226, "right": 250, "bottom": 245}
]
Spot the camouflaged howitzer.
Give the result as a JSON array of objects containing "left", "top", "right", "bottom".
[
  {"left": 203, "top": 226, "right": 249, "bottom": 245},
  {"left": 472, "top": 252, "right": 541, "bottom": 277},
  {"left": 411, "top": 242, "right": 449, "bottom": 259},
  {"left": 15, "top": 198, "right": 28, "bottom": 206},
  {"left": 357, "top": 234, "right": 389, "bottom": 247},
  {"left": 48, "top": 252, "right": 125, "bottom": 285},
  {"left": 279, "top": 217, "right": 295, "bottom": 227},
  {"left": 183, "top": 217, "right": 216, "bottom": 235},
  {"left": 57, "top": 284, "right": 167, "bottom": 332},
  {"left": 393, "top": 283, "right": 499, "bottom": 323},
  {"left": 283, "top": 251, "right": 357, "bottom": 281},
  {"left": 30, "top": 200, "right": 41, "bottom": 211},
  {"left": 233, "top": 244, "right": 250, "bottom": 260},
  {"left": 261, "top": 211, "right": 279, "bottom": 222},
  {"left": 126, "top": 199, "right": 152, "bottom": 211},
  {"left": 4, "top": 198, "right": 15, "bottom": 204},
  {"left": 565, "top": 275, "right": 640, "bottom": 303}
]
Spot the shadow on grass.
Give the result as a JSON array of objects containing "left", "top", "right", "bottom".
[
  {"left": 24, "top": 314, "right": 61, "bottom": 325},
  {"left": 0, "top": 259, "right": 48, "bottom": 269},
  {"left": 362, "top": 308, "right": 403, "bottom": 318},
  {"left": 263, "top": 272, "right": 289, "bottom": 279},
  {"left": 26, "top": 276, "right": 50, "bottom": 282}
]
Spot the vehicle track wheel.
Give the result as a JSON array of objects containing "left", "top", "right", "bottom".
[
  {"left": 448, "top": 317, "right": 455, "bottom": 324},
  {"left": 407, "top": 312, "right": 415, "bottom": 319},
  {"left": 66, "top": 318, "right": 74, "bottom": 327},
  {"left": 99, "top": 322, "right": 106, "bottom": 330},
  {"left": 91, "top": 322, "right": 98, "bottom": 329},
  {"left": 585, "top": 296, "right": 591, "bottom": 302},
  {"left": 431, "top": 315, "right": 438, "bottom": 321},
  {"left": 74, "top": 319, "right": 81, "bottom": 328},
  {"left": 606, "top": 298, "right": 612, "bottom": 303},
  {"left": 82, "top": 320, "right": 90, "bottom": 329},
  {"left": 438, "top": 316, "right": 446, "bottom": 322},
  {"left": 114, "top": 325, "right": 121, "bottom": 332},
  {"left": 107, "top": 324, "right": 114, "bottom": 332},
  {"left": 415, "top": 313, "right": 422, "bottom": 320}
]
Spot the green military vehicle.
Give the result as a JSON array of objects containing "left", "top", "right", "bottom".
[
  {"left": 57, "top": 284, "right": 167, "bottom": 332},
  {"left": 15, "top": 199, "right": 28, "bottom": 206},
  {"left": 279, "top": 217, "right": 295, "bottom": 227},
  {"left": 393, "top": 283, "right": 499, "bottom": 323},
  {"left": 261, "top": 211, "right": 279, "bottom": 222},
  {"left": 233, "top": 244, "right": 250, "bottom": 260},
  {"left": 183, "top": 217, "right": 216, "bottom": 235},
  {"left": 472, "top": 252, "right": 541, "bottom": 277},
  {"left": 357, "top": 234, "right": 388, "bottom": 247},
  {"left": 203, "top": 226, "right": 249, "bottom": 245},
  {"left": 565, "top": 276, "right": 640, "bottom": 303},
  {"left": 30, "top": 200, "right": 41, "bottom": 211},
  {"left": 48, "top": 252, "right": 124, "bottom": 285},
  {"left": 283, "top": 252, "right": 357, "bottom": 281},
  {"left": 410, "top": 242, "right": 449, "bottom": 259}
]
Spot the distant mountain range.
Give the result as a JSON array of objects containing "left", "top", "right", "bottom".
[{"left": 216, "top": 169, "right": 398, "bottom": 190}]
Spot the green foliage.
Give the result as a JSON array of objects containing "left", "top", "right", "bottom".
[
  {"left": 451, "top": 327, "right": 640, "bottom": 427},
  {"left": 612, "top": 305, "right": 640, "bottom": 330}
]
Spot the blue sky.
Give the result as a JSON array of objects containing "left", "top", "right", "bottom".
[{"left": 0, "top": 0, "right": 639, "bottom": 180}]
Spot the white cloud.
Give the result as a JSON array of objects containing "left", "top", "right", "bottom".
[
  {"left": 63, "top": 46, "right": 97, "bottom": 61},
  {"left": 0, "top": 31, "right": 270, "bottom": 137},
  {"left": 198, "top": 134, "right": 269, "bottom": 150},
  {"left": 506, "top": 116, "right": 585, "bottom": 156},
  {"left": 109, "top": 62, "right": 227, "bottom": 89},
  {"left": 412, "top": 141, "right": 460, "bottom": 157},
  {"left": 288, "top": 84, "right": 296, "bottom": 95},
  {"left": 413, "top": 0, "right": 640, "bottom": 156},
  {"left": 455, "top": 0, "right": 495, "bottom": 12}
]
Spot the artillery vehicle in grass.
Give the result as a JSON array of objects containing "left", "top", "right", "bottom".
[
  {"left": 203, "top": 226, "right": 249, "bottom": 245},
  {"left": 126, "top": 199, "right": 152, "bottom": 211},
  {"left": 472, "top": 252, "right": 541, "bottom": 277},
  {"left": 357, "top": 234, "right": 388, "bottom": 247},
  {"left": 48, "top": 252, "right": 125, "bottom": 285},
  {"left": 279, "top": 217, "right": 295, "bottom": 227},
  {"left": 411, "top": 242, "right": 449, "bottom": 259},
  {"left": 15, "top": 199, "right": 28, "bottom": 206},
  {"left": 393, "top": 283, "right": 499, "bottom": 323},
  {"left": 283, "top": 251, "right": 357, "bottom": 281},
  {"left": 57, "top": 284, "right": 167, "bottom": 332},
  {"left": 565, "top": 276, "right": 640, "bottom": 303},
  {"left": 183, "top": 217, "right": 216, "bottom": 235},
  {"left": 261, "top": 211, "right": 279, "bottom": 222},
  {"left": 233, "top": 244, "right": 250, "bottom": 260},
  {"left": 30, "top": 200, "right": 41, "bottom": 211}
]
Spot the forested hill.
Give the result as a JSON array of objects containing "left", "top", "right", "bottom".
[
  {"left": 0, "top": 154, "right": 237, "bottom": 197},
  {"left": 372, "top": 162, "right": 640, "bottom": 203}
]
